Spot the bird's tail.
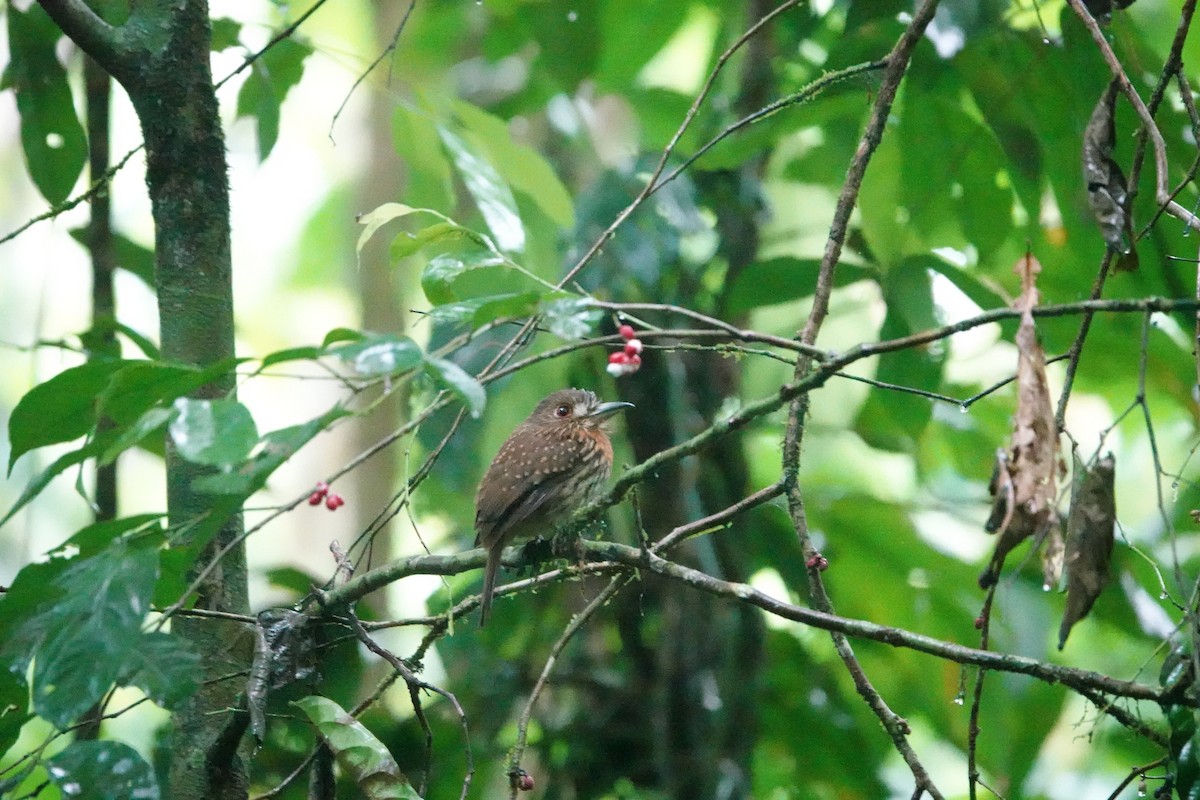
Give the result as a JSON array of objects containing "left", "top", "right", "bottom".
[{"left": 479, "top": 547, "right": 499, "bottom": 627}]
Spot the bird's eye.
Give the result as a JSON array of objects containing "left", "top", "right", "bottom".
[{"left": 555, "top": 404, "right": 571, "bottom": 418}]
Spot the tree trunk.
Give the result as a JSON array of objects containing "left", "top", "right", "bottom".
[{"left": 37, "top": 2, "right": 250, "bottom": 797}]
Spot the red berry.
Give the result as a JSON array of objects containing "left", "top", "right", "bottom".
[
  {"left": 805, "top": 553, "right": 829, "bottom": 571},
  {"left": 510, "top": 770, "right": 535, "bottom": 792},
  {"left": 628, "top": 353, "right": 642, "bottom": 367},
  {"left": 315, "top": 481, "right": 329, "bottom": 494},
  {"left": 624, "top": 338, "right": 643, "bottom": 356},
  {"left": 308, "top": 491, "right": 324, "bottom": 506},
  {"left": 618, "top": 324, "right": 635, "bottom": 340},
  {"left": 325, "top": 493, "right": 344, "bottom": 510},
  {"left": 974, "top": 616, "right": 985, "bottom": 630},
  {"left": 608, "top": 351, "right": 629, "bottom": 364}
]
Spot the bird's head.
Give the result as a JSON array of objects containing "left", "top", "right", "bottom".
[{"left": 529, "top": 388, "right": 633, "bottom": 430}]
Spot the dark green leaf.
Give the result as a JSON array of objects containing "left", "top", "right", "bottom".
[
  {"left": 724, "top": 258, "right": 876, "bottom": 314},
  {"left": 7, "top": 360, "right": 128, "bottom": 472},
  {"left": 854, "top": 259, "right": 945, "bottom": 451},
  {"left": 293, "top": 696, "right": 420, "bottom": 800},
  {"left": 0, "top": 668, "right": 30, "bottom": 758},
  {"left": 53, "top": 514, "right": 164, "bottom": 559},
  {"left": 119, "top": 632, "right": 200, "bottom": 710},
  {"left": 45, "top": 741, "right": 160, "bottom": 800},
  {"left": 0, "top": 542, "right": 175, "bottom": 728},
  {"left": 169, "top": 399, "right": 259, "bottom": 467},
  {"left": 6, "top": 4, "right": 87, "bottom": 205},
  {"left": 438, "top": 126, "right": 525, "bottom": 253},
  {"left": 424, "top": 358, "right": 486, "bottom": 418}
]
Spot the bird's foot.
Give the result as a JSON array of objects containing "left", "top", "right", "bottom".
[
  {"left": 519, "top": 536, "right": 555, "bottom": 567},
  {"left": 550, "top": 530, "right": 584, "bottom": 560}
]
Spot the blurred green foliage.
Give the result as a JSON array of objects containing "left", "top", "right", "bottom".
[{"left": 2, "top": 0, "right": 1199, "bottom": 798}]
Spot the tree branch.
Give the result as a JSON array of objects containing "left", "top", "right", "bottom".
[{"left": 36, "top": 0, "right": 130, "bottom": 80}]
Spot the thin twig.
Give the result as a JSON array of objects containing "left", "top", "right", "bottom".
[{"left": 1067, "top": 0, "right": 1200, "bottom": 232}]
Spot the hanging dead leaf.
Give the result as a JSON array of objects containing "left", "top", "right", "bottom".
[
  {"left": 981, "top": 254, "right": 1061, "bottom": 588},
  {"left": 1082, "top": 80, "right": 1138, "bottom": 271},
  {"left": 1042, "top": 516, "right": 1065, "bottom": 590},
  {"left": 1058, "top": 454, "right": 1117, "bottom": 649}
]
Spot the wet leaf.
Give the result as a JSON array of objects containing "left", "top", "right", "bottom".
[
  {"left": 1082, "top": 81, "right": 1138, "bottom": 271},
  {"left": 169, "top": 399, "right": 259, "bottom": 468},
  {"left": 294, "top": 696, "right": 420, "bottom": 799},
  {"left": 981, "top": 254, "right": 1060, "bottom": 588},
  {"left": 46, "top": 741, "right": 160, "bottom": 800},
  {"left": 424, "top": 358, "right": 486, "bottom": 418},
  {"left": 1058, "top": 453, "right": 1116, "bottom": 648},
  {"left": 438, "top": 125, "right": 525, "bottom": 253}
]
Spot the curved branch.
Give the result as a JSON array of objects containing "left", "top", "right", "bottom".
[
  {"left": 37, "top": 0, "right": 130, "bottom": 80},
  {"left": 314, "top": 538, "right": 1181, "bottom": 709}
]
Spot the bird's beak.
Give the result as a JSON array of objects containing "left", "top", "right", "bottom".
[{"left": 587, "top": 401, "right": 634, "bottom": 419}]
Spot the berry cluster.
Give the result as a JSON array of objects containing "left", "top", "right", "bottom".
[
  {"left": 606, "top": 324, "right": 643, "bottom": 378},
  {"left": 307, "top": 481, "right": 346, "bottom": 511}
]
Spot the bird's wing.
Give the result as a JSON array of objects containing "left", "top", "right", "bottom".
[{"left": 474, "top": 467, "right": 578, "bottom": 548}]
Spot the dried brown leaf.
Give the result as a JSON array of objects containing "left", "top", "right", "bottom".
[
  {"left": 1041, "top": 517, "right": 1065, "bottom": 590},
  {"left": 1058, "top": 454, "right": 1117, "bottom": 649},
  {"left": 1082, "top": 81, "right": 1138, "bottom": 271},
  {"left": 980, "top": 255, "right": 1060, "bottom": 588}
]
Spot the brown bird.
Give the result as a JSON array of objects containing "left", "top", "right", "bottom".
[{"left": 474, "top": 388, "right": 633, "bottom": 626}]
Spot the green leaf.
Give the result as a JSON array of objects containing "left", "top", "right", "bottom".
[
  {"left": 541, "top": 296, "right": 602, "bottom": 340},
  {"left": 293, "top": 696, "right": 420, "bottom": 800},
  {"left": 438, "top": 126, "right": 525, "bottom": 253},
  {"left": 98, "top": 407, "right": 172, "bottom": 466},
  {"left": 235, "top": 37, "right": 311, "bottom": 160},
  {"left": 0, "top": 541, "right": 195, "bottom": 729},
  {"left": 330, "top": 334, "right": 423, "bottom": 377},
  {"left": 7, "top": 360, "right": 128, "bottom": 472},
  {"left": 854, "top": 259, "right": 945, "bottom": 452},
  {"left": 453, "top": 101, "right": 575, "bottom": 228},
  {"left": 99, "top": 359, "right": 239, "bottom": 427},
  {"left": 45, "top": 741, "right": 160, "bottom": 800},
  {"left": 356, "top": 202, "right": 421, "bottom": 256},
  {"left": 210, "top": 17, "right": 242, "bottom": 51},
  {"left": 0, "top": 445, "right": 95, "bottom": 530},
  {"left": 259, "top": 345, "right": 324, "bottom": 368},
  {"left": 53, "top": 513, "right": 164, "bottom": 559},
  {"left": 426, "top": 292, "right": 542, "bottom": 330},
  {"left": 392, "top": 104, "right": 454, "bottom": 211},
  {"left": 191, "top": 405, "right": 348, "bottom": 495},
  {"left": 424, "top": 358, "right": 486, "bottom": 418},
  {"left": 68, "top": 228, "right": 156, "bottom": 287},
  {"left": 118, "top": 631, "right": 200, "bottom": 710},
  {"left": 390, "top": 222, "right": 476, "bottom": 261},
  {"left": 724, "top": 258, "right": 877, "bottom": 314},
  {"left": 0, "top": 667, "right": 30, "bottom": 758},
  {"left": 169, "top": 399, "right": 259, "bottom": 468},
  {"left": 6, "top": 3, "right": 87, "bottom": 205},
  {"left": 421, "top": 249, "right": 508, "bottom": 305},
  {"left": 322, "top": 327, "right": 365, "bottom": 347}
]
